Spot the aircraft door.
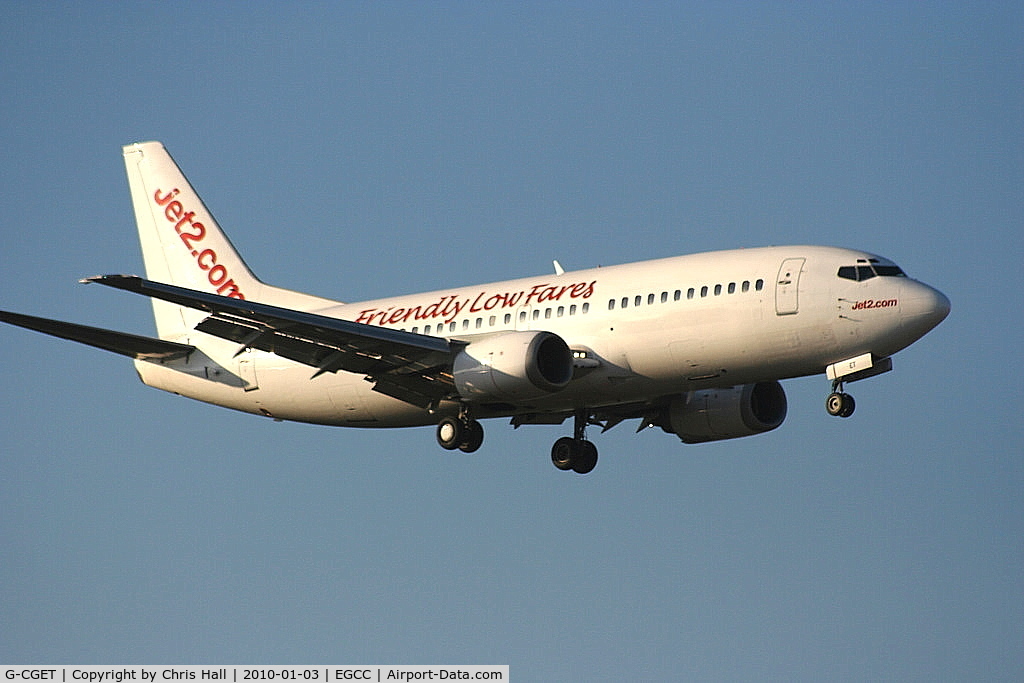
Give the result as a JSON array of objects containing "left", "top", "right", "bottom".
[{"left": 775, "top": 258, "right": 805, "bottom": 315}]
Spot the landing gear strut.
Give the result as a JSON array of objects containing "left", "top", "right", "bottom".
[
  {"left": 826, "top": 380, "right": 856, "bottom": 418},
  {"left": 436, "top": 409, "right": 485, "bottom": 453},
  {"left": 550, "top": 409, "right": 599, "bottom": 474}
]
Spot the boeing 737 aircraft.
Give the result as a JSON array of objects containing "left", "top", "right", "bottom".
[{"left": 1, "top": 142, "right": 949, "bottom": 473}]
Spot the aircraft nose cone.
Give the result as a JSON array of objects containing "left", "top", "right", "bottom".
[
  {"left": 933, "top": 288, "right": 951, "bottom": 321},
  {"left": 901, "top": 281, "right": 950, "bottom": 336}
]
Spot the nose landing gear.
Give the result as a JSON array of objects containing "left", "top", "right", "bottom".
[{"left": 826, "top": 381, "right": 856, "bottom": 418}]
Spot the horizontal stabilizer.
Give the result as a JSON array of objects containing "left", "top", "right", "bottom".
[{"left": 0, "top": 310, "right": 195, "bottom": 361}]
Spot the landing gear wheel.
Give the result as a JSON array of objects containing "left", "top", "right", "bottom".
[
  {"left": 826, "top": 392, "right": 855, "bottom": 418},
  {"left": 838, "top": 393, "right": 855, "bottom": 417},
  {"left": 572, "top": 440, "right": 598, "bottom": 474},
  {"left": 458, "top": 420, "right": 485, "bottom": 453},
  {"left": 550, "top": 408, "right": 601, "bottom": 474},
  {"left": 826, "top": 392, "right": 844, "bottom": 416},
  {"left": 551, "top": 437, "right": 576, "bottom": 471},
  {"left": 550, "top": 437, "right": 599, "bottom": 474},
  {"left": 436, "top": 416, "right": 465, "bottom": 450},
  {"left": 437, "top": 416, "right": 485, "bottom": 452}
]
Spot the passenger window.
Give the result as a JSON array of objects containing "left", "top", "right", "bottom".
[
  {"left": 489, "top": 316, "right": 496, "bottom": 326},
  {"left": 648, "top": 294, "right": 655, "bottom": 305},
  {"left": 687, "top": 288, "right": 695, "bottom": 299},
  {"left": 608, "top": 299, "right": 615, "bottom": 310},
  {"left": 449, "top": 322, "right": 457, "bottom": 332},
  {"left": 742, "top": 281, "right": 750, "bottom": 292},
  {"left": 714, "top": 284, "right": 722, "bottom": 296},
  {"left": 755, "top": 279, "right": 764, "bottom": 291},
  {"left": 557, "top": 306, "right": 564, "bottom": 317},
  {"left": 582, "top": 303, "right": 589, "bottom": 313},
  {"left": 533, "top": 309, "right": 540, "bottom": 320},
  {"left": 475, "top": 318, "right": 483, "bottom": 329},
  {"left": 674, "top": 290, "right": 681, "bottom": 301},
  {"left": 504, "top": 313, "right": 512, "bottom": 325},
  {"left": 728, "top": 282, "right": 736, "bottom": 294},
  {"left": 701, "top": 286, "right": 708, "bottom": 297},
  {"left": 424, "top": 325, "right": 431, "bottom": 335},
  {"left": 635, "top": 295, "right": 642, "bottom": 307},
  {"left": 621, "top": 297, "right": 629, "bottom": 309},
  {"left": 570, "top": 304, "right": 577, "bottom": 315}
]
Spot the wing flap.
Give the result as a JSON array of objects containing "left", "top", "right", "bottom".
[{"left": 0, "top": 310, "right": 195, "bottom": 361}]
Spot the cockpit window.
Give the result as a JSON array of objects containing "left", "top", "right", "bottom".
[
  {"left": 838, "top": 266, "right": 872, "bottom": 281},
  {"left": 837, "top": 264, "right": 906, "bottom": 281},
  {"left": 874, "top": 265, "right": 906, "bottom": 277}
]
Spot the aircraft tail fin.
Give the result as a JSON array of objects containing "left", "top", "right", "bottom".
[{"left": 122, "top": 141, "right": 337, "bottom": 339}]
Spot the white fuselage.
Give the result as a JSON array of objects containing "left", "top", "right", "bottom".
[{"left": 133, "top": 244, "right": 948, "bottom": 428}]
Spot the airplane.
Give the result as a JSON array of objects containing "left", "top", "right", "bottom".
[{"left": 0, "top": 141, "right": 950, "bottom": 474}]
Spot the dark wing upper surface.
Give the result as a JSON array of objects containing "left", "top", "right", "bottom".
[{"left": 85, "top": 275, "right": 458, "bottom": 407}]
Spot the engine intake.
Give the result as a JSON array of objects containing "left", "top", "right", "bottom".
[
  {"left": 453, "top": 330, "right": 573, "bottom": 402},
  {"left": 663, "top": 381, "right": 787, "bottom": 444}
]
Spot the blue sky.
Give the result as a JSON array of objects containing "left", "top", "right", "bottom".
[{"left": 1, "top": 2, "right": 1021, "bottom": 679}]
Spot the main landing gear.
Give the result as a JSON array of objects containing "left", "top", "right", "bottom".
[
  {"left": 435, "top": 406, "right": 601, "bottom": 473},
  {"left": 825, "top": 380, "right": 856, "bottom": 418},
  {"left": 436, "top": 412, "right": 485, "bottom": 453},
  {"left": 550, "top": 409, "right": 599, "bottom": 474}
]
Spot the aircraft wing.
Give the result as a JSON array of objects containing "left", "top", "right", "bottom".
[
  {"left": 85, "top": 275, "right": 458, "bottom": 407},
  {"left": 0, "top": 310, "right": 195, "bottom": 361}
]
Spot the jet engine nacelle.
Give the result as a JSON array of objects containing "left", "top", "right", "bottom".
[
  {"left": 453, "top": 330, "right": 573, "bottom": 402},
  {"left": 664, "top": 381, "right": 787, "bottom": 444}
]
